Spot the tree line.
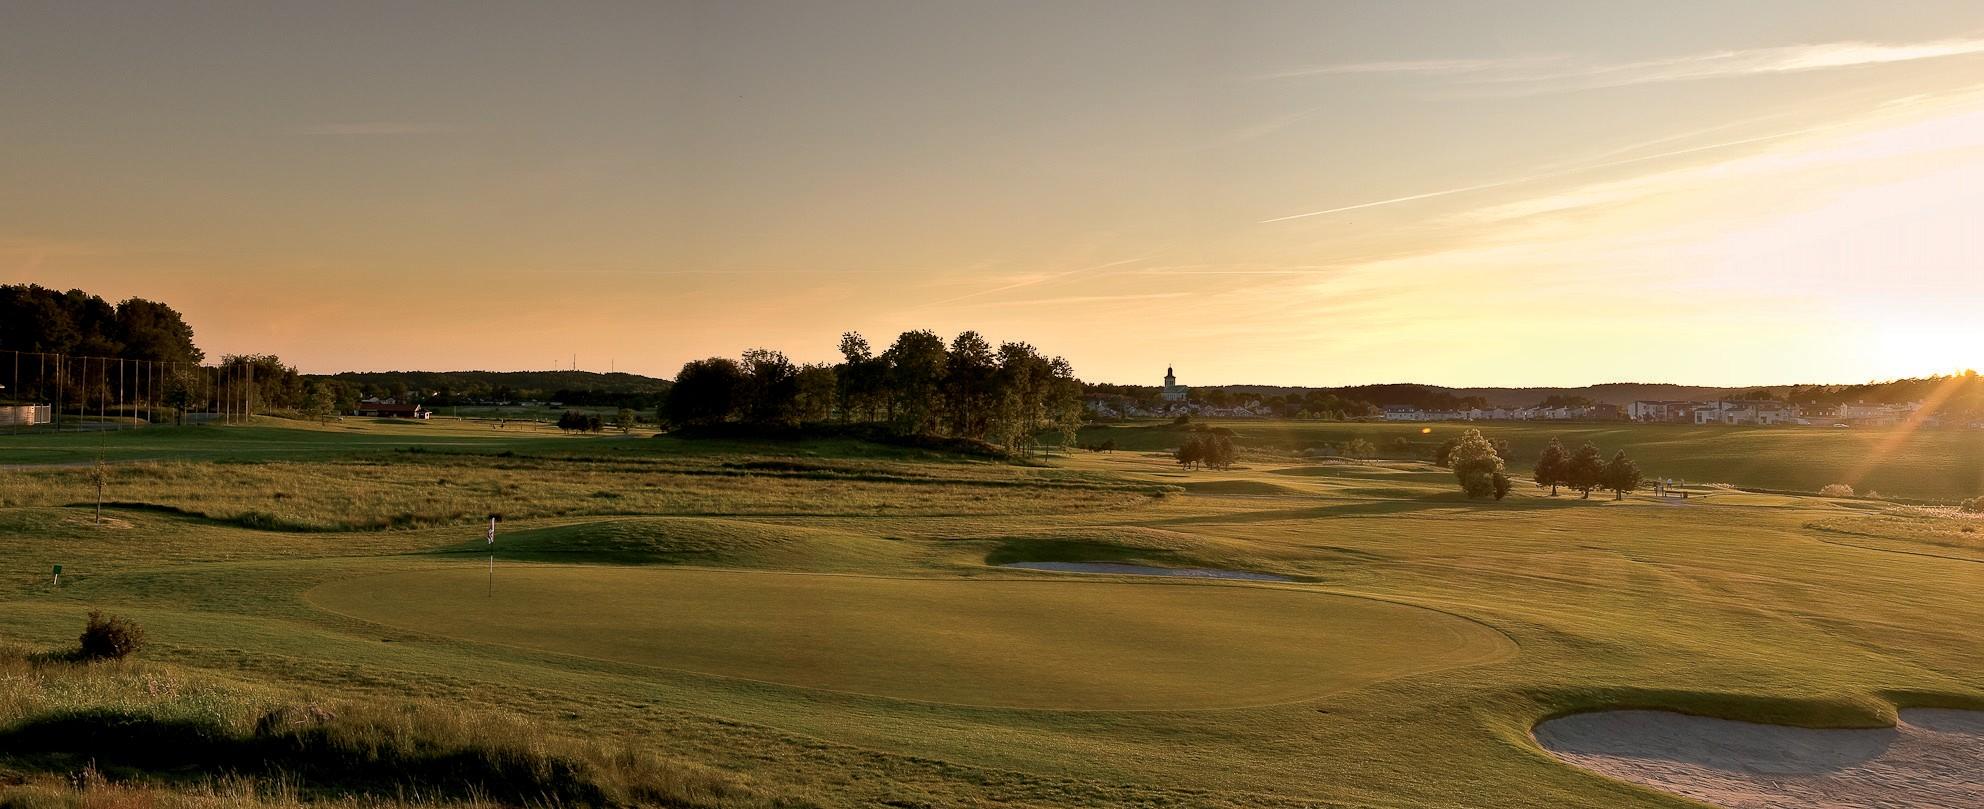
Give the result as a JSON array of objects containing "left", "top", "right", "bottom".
[
  {"left": 1435, "top": 432, "right": 1642, "bottom": 500},
  {"left": 1531, "top": 438, "right": 1643, "bottom": 499},
  {"left": 664, "top": 330, "right": 1086, "bottom": 454},
  {"left": 0, "top": 284, "right": 204, "bottom": 365}
]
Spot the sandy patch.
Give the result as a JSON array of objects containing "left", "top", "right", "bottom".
[
  {"left": 1535, "top": 708, "right": 1984, "bottom": 808},
  {"left": 998, "top": 561, "right": 1291, "bottom": 581},
  {"left": 60, "top": 514, "right": 135, "bottom": 530}
]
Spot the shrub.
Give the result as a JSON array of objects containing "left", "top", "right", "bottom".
[
  {"left": 77, "top": 611, "right": 145, "bottom": 661},
  {"left": 1961, "top": 496, "right": 1983, "bottom": 513},
  {"left": 1819, "top": 483, "right": 1855, "bottom": 498}
]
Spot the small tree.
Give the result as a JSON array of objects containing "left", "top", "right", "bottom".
[
  {"left": 1564, "top": 442, "right": 1606, "bottom": 499},
  {"left": 1434, "top": 438, "right": 1461, "bottom": 468},
  {"left": 1174, "top": 438, "right": 1205, "bottom": 470},
  {"left": 1534, "top": 438, "right": 1570, "bottom": 496},
  {"left": 1345, "top": 438, "right": 1376, "bottom": 459},
  {"left": 1200, "top": 432, "right": 1237, "bottom": 470},
  {"left": 78, "top": 610, "right": 145, "bottom": 661},
  {"left": 303, "top": 384, "right": 337, "bottom": 424},
  {"left": 1450, "top": 428, "right": 1510, "bottom": 500},
  {"left": 1599, "top": 450, "right": 1643, "bottom": 500},
  {"left": 89, "top": 453, "right": 108, "bottom": 524},
  {"left": 613, "top": 408, "right": 637, "bottom": 434}
]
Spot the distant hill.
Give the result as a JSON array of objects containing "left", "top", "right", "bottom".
[{"left": 1215, "top": 382, "right": 1742, "bottom": 408}]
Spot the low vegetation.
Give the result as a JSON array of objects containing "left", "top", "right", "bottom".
[
  {"left": 76, "top": 611, "right": 144, "bottom": 661},
  {"left": 0, "top": 645, "right": 787, "bottom": 809}
]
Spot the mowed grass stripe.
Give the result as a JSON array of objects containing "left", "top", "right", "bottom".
[{"left": 306, "top": 565, "right": 1513, "bottom": 711}]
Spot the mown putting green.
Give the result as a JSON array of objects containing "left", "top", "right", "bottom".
[{"left": 308, "top": 565, "right": 1512, "bottom": 710}]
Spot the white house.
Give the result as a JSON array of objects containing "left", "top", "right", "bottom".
[{"left": 1692, "top": 401, "right": 1801, "bottom": 425}]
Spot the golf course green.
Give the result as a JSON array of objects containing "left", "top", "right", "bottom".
[{"left": 308, "top": 564, "right": 1513, "bottom": 710}]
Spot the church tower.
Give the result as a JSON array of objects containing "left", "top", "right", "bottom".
[{"left": 1161, "top": 365, "right": 1188, "bottom": 402}]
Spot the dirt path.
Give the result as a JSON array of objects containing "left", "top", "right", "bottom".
[{"left": 1535, "top": 708, "right": 1984, "bottom": 808}]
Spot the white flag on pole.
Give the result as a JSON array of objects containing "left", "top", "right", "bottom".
[{"left": 486, "top": 516, "right": 497, "bottom": 544}]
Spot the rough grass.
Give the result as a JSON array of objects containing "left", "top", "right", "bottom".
[
  {"left": 1, "top": 453, "right": 1155, "bottom": 531},
  {"left": 0, "top": 647, "right": 792, "bottom": 809}
]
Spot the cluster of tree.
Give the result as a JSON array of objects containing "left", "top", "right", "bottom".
[
  {"left": 1536, "top": 394, "right": 1595, "bottom": 408},
  {"left": 1532, "top": 438, "right": 1643, "bottom": 499},
  {"left": 1772, "top": 371, "right": 1984, "bottom": 421},
  {"left": 556, "top": 410, "right": 605, "bottom": 432},
  {"left": 1435, "top": 435, "right": 1513, "bottom": 467},
  {"left": 664, "top": 330, "right": 1086, "bottom": 453},
  {"left": 309, "top": 370, "right": 672, "bottom": 409},
  {"left": 1086, "top": 383, "right": 1383, "bottom": 419},
  {"left": 1173, "top": 429, "right": 1237, "bottom": 469},
  {"left": 1446, "top": 429, "right": 1512, "bottom": 499},
  {"left": 0, "top": 284, "right": 204, "bottom": 364},
  {"left": 1337, "top": 385, "right": 1488, "bottom": 413}
]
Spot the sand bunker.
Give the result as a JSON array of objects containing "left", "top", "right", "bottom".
[
  {"left": 998, "top": 561, "right": 1291, "bottom": 581},
  {"left": 1535, "top": 708, "right": 1984, "bottom": 808}
]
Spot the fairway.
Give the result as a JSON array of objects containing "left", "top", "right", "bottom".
[{"left": 307, "top": 565, "right": 1513, "bottom": 710}]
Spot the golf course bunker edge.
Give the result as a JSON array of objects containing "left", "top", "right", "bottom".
[
  {"left": 1534, "top": 708, "right": 1984, "bottom": 808},
  {"left": 308, "top": 564, "right": 1514, "bottom": 710}
]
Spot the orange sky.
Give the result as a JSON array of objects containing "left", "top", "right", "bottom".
[{"left": 4, "top": 2, "right": 1982, "bottom": 386}]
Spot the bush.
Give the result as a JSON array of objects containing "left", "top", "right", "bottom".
[
  {"left": 556, "top": 410, "right": 604, "bottom": 432},
  {"left": 1961, "top": 496, "right": 1983, "bottom": 513},
  {"left": 77, "top": 611, "right": 145, "bottom": 661},
  {"left": 1819, "top": 483, "right": 1855, "bottom": 498}
]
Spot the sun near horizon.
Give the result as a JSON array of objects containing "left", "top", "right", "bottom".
[{"left": 4, "top": 1, "right": 1981, "bottom": 387}]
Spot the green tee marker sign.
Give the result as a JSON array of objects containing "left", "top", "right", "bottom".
[{"left": 51, "top": 564, "right": 61, "bottom": 586}]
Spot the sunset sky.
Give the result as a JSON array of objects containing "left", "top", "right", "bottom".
[{"left": 4, "top": 1, "right": 1981, "bottom": 387}]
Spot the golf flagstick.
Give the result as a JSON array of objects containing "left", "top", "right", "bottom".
[{"left": 486, "top": 514, "right": 498, "bottom": 597}]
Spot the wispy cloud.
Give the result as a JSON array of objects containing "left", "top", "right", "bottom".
[
  {"left": 1261, "top": 120, "right": 1845, "bottom": 223},
  {"left": 293, "top": 122, "right": 452, "bottom": 136},
  {"left": 914, "top": 256, "right": 1154, "bottom": 308},
  {"left": 1274, "top": 36, "right": 1984, "bottom": 93},
  {"left": 1260, "top": 57, "right": 1551, "bottom": 79}
]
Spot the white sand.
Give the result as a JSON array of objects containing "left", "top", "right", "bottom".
[{"left": 1535, "top": 708, "right": 1984, "bottom": 808}]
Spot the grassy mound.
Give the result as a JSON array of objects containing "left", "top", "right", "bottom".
[
  {"left": 977, "top": 526, "right": 1231, "bottom": 568},
  {"left": 473, "top": 517, "right": 904, "bottom": 571},
  {"left": 1175, "top": 479, "right": 1303, "bottom": 496},
  {"left": 0, "top": 647, "right": 787, "bottom": 809}
]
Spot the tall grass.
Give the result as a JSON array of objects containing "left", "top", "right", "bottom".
[
  {"left": 0, "top": 454, "right": 1156, "bottom": 531},
  {"left": 0, "top": 647, "right": 801, "bottom": 809}
]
